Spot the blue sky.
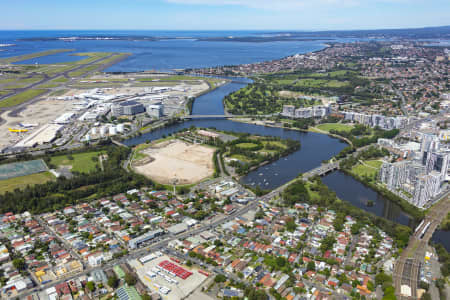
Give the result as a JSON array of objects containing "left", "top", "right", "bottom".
[{"left": 1, "top": 0, "right": 449, "bottom": 30}]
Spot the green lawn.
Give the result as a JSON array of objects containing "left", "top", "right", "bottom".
[
  {"left": 37, "top": 84, "right": 59, "bottom": 89},
  {"left": 49, "top": 76, "right": 69, "bottom": 83},
  {"left": 307, "top": 70, "right": 357, "bottom": 78},
  {"left": 136, "top": 75, "right": 222, "bottom": 89},
  {"left": 67, "top": 52, "right": 112, "bottom": 65},
  {"left": 230, "top": 154, "right": 250, "bottom": 162},
  {"left": 236, "top": 142, "right": 258, "bottom": 148},
  {"left": 306, "top": 182, "right": 321, "bottom": 201},
  {"left": 351, "top": 160, "right": 383, "bottom": 178},
  {"left": 316, "top": 123, "right": 354, "bottom": 133},
  {"left": 68, "top": 65, "right": 100, "bottom": 77},
  {"left": 0, "top": 89, "right": 48, "bottom": 108},
  {"left": 0, "top": 172, "right": 54, "bottom": 194},
  {"left": 0, "top": 49, "right": 72, "bottom": 64},
  {"left": 133, "top": 152, "right": 147, "bottom": 161},
  {"left": 50, "top": 152, "right": 101, "bottom": 173},
  {"left": 262, "top": 141, "right": 288, "bottom": 149},
  {"left": 49, "top": 89, "right": 68, "bottom": 96},
  {"left": 295, "top": 78, "right": 349, "bottom": 88},
  {"left": 1, "top": 76, "right": 45, "bottom": 89}
]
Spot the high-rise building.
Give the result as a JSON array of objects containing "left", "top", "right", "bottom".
[
  {"left": 412, "top": 172, "right": 442, "bottom": 207},
  {"left": 425, "top": 151, "right": 449, "bottom": 178},
  {"left": 421, "top": 134, "right": 439, "bottom": 157}
]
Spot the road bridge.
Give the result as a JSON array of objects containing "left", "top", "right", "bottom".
[
  {"left": 183, "top": 114, "right": 272, "bottom": 119},
  {"left": 302, "top": 162, "right": 340, "bottom": 179}
]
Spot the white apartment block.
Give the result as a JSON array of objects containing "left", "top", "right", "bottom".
[{"left": 281, "top": 105, "right": 330, "bottom": 119}]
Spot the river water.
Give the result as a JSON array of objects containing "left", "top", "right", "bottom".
[
  {"left": 123, "top": 77, "right": 416, "bottom": 226},
  {"left": 1, "top": 30, "right": 447, "bottom": 246}
]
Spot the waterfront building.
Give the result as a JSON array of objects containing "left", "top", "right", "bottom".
[
  {"left": 294, "top": 108, "right": 312, "bottom": 118},
  {"left": 344, "top": 111, "right": 354, "bottom": 121},
  {"left": 282, "top": 105, "right": 295, "bottom": 118},
  {"left": 313, "top": 106, "right": 330, "bottom": 118},
  {"left": 413, "top": 172, "right": 442, "bottom": 207},
  {"left": 379, "top": 135, "right": 448, "bottom": 207},
  {"left": 282, "top": 105, "right": 330, "bottom": 119},
  {"left": 342, "top": 111, "right": 409, "bottom": 130}
]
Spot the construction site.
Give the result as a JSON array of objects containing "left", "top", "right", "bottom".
[{"left": 132, "top": 139, "right": 216, "bottom": 185}]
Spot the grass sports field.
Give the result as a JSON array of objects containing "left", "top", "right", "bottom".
[
  {"left": 351, "top": 160, "right": 383, "bottom": 178},
  {"left": 50, "top": 151, "right": 101, "bottom": 173},
  {"left": 236, "top": 142, "right": 259, "bottom": 149},
  {"left": 0, "top": 172, "right": 54, "bottom": 194},
  {"left": 316, "top": 123, "right": 354, "bottom": 133}
]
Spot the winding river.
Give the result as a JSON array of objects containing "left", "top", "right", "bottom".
[{"left": 124, "top": 78, "right": 414, "bottom": 226}]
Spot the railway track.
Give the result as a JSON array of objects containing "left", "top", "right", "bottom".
[{"left": 394, "top": 195, "right": 450, "bottom": 299}]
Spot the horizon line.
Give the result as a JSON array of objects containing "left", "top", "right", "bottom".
[{"left": 0, "top": 25, "right": 449, "bottom": 32}]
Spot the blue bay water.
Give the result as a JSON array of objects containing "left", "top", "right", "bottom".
[
  {"left": 0, "top": 30, "right": 429, "bottom": 230},
  {"left": 0, "top": 30, "right": 331, "bottom": 71}
]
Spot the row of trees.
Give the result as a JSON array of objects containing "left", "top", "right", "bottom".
[
  {"left": 0, "top": 145, "right": 153, "bottom": 214},
  {"left": 330, "top": 125, "right": 399, "bottom": 148}
]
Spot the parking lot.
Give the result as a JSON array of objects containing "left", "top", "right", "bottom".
[{"left": 129, "top": 254, "right": 208, "bottom": 300}]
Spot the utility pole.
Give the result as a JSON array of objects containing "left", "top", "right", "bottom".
[{"left": 172, "top": 176, "right": 178, "bottom": 197}]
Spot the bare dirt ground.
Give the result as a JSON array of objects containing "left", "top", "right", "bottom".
[
  {"left": 0, "top": 98, "right": 73, "bottom": 149},
  {"left": 133, "top": 140, "right": 215, "bottom": 185}
]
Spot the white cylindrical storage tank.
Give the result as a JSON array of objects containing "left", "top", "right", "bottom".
[
  {"left": 100, "top": 126, "right": 107, "bottom": 136},
  {"left": 91, "top": 127, "right": 97, "bottom": 135},
  {"left": 117, "top": 124, "right": 125, "bottom": 133},
  {"left": 109, "top": 126, "right": 117, "bottom": 135}
]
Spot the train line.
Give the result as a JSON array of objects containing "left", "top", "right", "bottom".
[{"left": 394, "top": 195, "right": 450, "bottom": 299}]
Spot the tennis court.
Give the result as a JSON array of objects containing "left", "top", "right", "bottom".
[{"left": 0, "top": 159, "right": 48, "bottom": 180}]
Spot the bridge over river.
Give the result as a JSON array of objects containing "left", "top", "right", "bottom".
[
  {"left": 183, "top": 114, "right": 272, "bottom": 119},
  {"left": 302, "top": 162, "right": 340, "bottom": 179}
]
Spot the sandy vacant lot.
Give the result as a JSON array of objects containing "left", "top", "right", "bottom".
[{"left": 133, "top": 140, "right": 215, "bottom": 185}]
